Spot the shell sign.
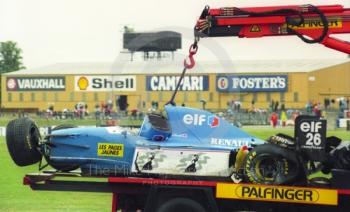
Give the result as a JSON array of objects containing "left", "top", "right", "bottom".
[
  {"left": 74, "top": 76, "right": 136, "bottom": 92},
  {"left": 77, "top": 77, "right": 89, "bottom": 90}
]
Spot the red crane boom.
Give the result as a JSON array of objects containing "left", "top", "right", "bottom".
[{"left": 194, "top": 4, "right": 350, "bottom": 54}]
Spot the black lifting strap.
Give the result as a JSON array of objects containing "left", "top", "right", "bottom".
[{"left": 287, "top": 5, "right": 329, "bottom": 44}]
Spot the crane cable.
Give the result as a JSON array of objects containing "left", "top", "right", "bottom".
[{"left": 166, "top": 38, "right": 199, "bottom": 106}]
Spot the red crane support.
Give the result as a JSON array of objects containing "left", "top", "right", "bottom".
[{"left": 195, "top": 4, "right": 350, "bottom": 54}]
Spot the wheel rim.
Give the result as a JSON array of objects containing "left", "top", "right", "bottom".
[
  {"left": 255, "top": 154, "right": 281, "bottom": 182},
  {"left": 29, "top": 125, "right": 40, "bottom": 149}
]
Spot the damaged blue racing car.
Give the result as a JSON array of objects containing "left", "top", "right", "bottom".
[
  {"left": 6, "top": 105, "right": 264, "bottom": 178},
  {"left": 7, "top": 43, "right": 350, "bottom": 184}
]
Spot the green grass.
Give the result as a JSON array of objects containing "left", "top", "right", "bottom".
[
  {"left": 0, "top": 126, "right": 348, "bottom": 211},
  {"left": 0, "top": 138, "right": 111, "bottom": 212}
]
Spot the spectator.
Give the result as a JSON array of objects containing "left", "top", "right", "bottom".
[
  {"left": 281, "top": 103, "right": 285, "bottom": 111},
  {"left": 313, "top": 103, "right": 322, "bottom": 117},
  {"left": 305, "top": 101, "right": 313, "bottom": 114},
  {"left": 270, "top": 100, "right": 275, "bottom": 112},
  {"left": 235, "top": 100, "right": 241, "bottom": 112},
  {"left": 324, "top": 98, "right": 330, "bottom": 110},
  {"left": 270, "top": 112, "right": 278, "bottom": 128},
  {"left": 95, "top": 104, "right": 101, "bottom": 119},
  {"left": 274, "top": 101, "right": 279, "bottom": 112},
  {"left": 131, "top": 109, "right": 138, "bottom": 119},
  {"left": 280, "top": 110, "right": 288, "bottom": 127}
]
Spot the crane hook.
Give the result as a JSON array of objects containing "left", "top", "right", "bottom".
[{"left": 183, "top": 44, "right": 198, "bottom": 69}]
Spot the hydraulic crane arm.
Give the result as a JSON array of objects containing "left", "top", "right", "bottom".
[{"left": 194, "top": 4, "right": 350, "bottom": 54}]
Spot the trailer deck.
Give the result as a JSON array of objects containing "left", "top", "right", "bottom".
[{"left": 23, "top": 171, "right": 350, "bottom": 212}]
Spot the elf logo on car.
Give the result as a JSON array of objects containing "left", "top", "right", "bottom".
[
  {"left": 296, "top": 116, "right": 327, "bottom": 161},
  {"left": 183, "top": 114, "right": 219, "bottom": 127},
  {"left": 208, "top": 116, "right": 219, "bottom": 128},
  {"left": 300, "top": 121, "right": 323, "bottom": 147}
]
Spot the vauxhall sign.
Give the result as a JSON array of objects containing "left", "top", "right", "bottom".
[
  {"left": 6, "top": 77, "right": 66, "bottom": 91},
  {"left": 216, "top": 75, "right": 288, "bottom": 92},
  {"left": 146, "top": 75, "right": 209, "bottom": 91}
]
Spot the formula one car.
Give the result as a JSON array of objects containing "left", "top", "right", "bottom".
[
  {"left": 6, "top": 105, "right": 265, "bottom": 178},
  {"left": 7, "top": 109, "right": 350, "bottom": 187}
]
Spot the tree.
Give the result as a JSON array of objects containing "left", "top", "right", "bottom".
[
  {"left": 0, "top": 41, "right": 25, "bottom": 74},
  {"left": 0, "top": 41, "right": 25, "bottom": 106}
]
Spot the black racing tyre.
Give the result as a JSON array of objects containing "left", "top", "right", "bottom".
[
  {"left": 244, "top": 144, "right": 300, "bottom": 185},
  {"left": 48, "top": 124, "right": 79, "bottom": 172},
  {"left": 325, "top": 136, "right": 342, "bottom": 153},
  {"left": 52, "top": 124, "right": 77, "bottom": 131},
  {"left": 6, "top": 118, "right": 42, "bottom": 166},
  {"left": 333, "top": 146, "right": 350, "bottom": 170},
  {"left": 267, "top": 133, "right": 295, "bottom": 149},
  {"left": 156, "top": 197, "right": 207, "bottom": 212}
]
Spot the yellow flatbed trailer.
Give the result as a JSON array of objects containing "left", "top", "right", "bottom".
[{"left": 24, "top": 171, "right": 350, "bottom": 212}]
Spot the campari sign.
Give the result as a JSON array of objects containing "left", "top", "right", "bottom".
[{"left": 146, "top": 75, "right": 209, "bottom": 91}]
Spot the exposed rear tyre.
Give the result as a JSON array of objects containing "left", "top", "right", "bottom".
[
  {"left": 6, "top": 118, "right": 42, "bottom": 166},
  {"left": 156, "top": 197, "right": 207, "bottom": 212},
  {"left": 244, "top": 144, "right": 300, "bottom": 185}
]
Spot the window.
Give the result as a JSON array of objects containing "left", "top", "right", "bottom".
[
  {"left": 94, "top": 93, "right": 99, "bottom": 101},
  {"left": 280, "top": 92, "right": 285, "bottom": 102},
  {"left": 158, "top": 92, "right": 163, "bottom": 102},
  {"left": 31, "top": 93, "right": 35, "bottom": 102},
  {"left": 106, "top": 93, "right": 112, "bottom": 101},
  {"left": 82, "top": 93, "right": 87, "bottom": 102},
  {"left": 8, "top": 93, "right": 12, "bottom": 102},
  {"left": 266, "top": 93, "right": 271, "bottom": 102},
  {"left": 239, "top": 94, "right": 244, "bottom": 102},
  {"left": 19, "top": 93, "right": 24, "bottom": 102},
  {"left": 183, "top": 92, "right": 188, "bottom": 102},
  {"left": 69, "top": 92, "right": 74, "bottom": 101},
  {"left": 196, "top": 92, "right": 201, "bottom": 102},
  {"left": 54, "top": 93, "right": 59, "bottom": 102},
  {"left": 294, "top": 92, "right": 299, "bottom": 102},
  {"left": 209, "top": 92, "right": 213, "bottom": 102},
  {"left": 43, "top": 93, "right": 47, "bottom": 101},
  {"left": 253, "top": 93, "right": 258, "bottom": 102}
]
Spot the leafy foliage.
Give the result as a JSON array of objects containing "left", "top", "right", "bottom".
[{"left": 0, "top": 41, "right": 25, "bottom": 74}]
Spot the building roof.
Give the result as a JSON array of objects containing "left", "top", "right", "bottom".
[{"left": 3, "top": 59, "right": 350, "bottom": 76}]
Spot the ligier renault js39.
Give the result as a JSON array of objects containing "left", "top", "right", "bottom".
[
  {"left": 6, "top": 105, "right": 350, "bottom": 186},
  {"left": 6, "top": 105, "right": 264, "bottom": 178}
]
